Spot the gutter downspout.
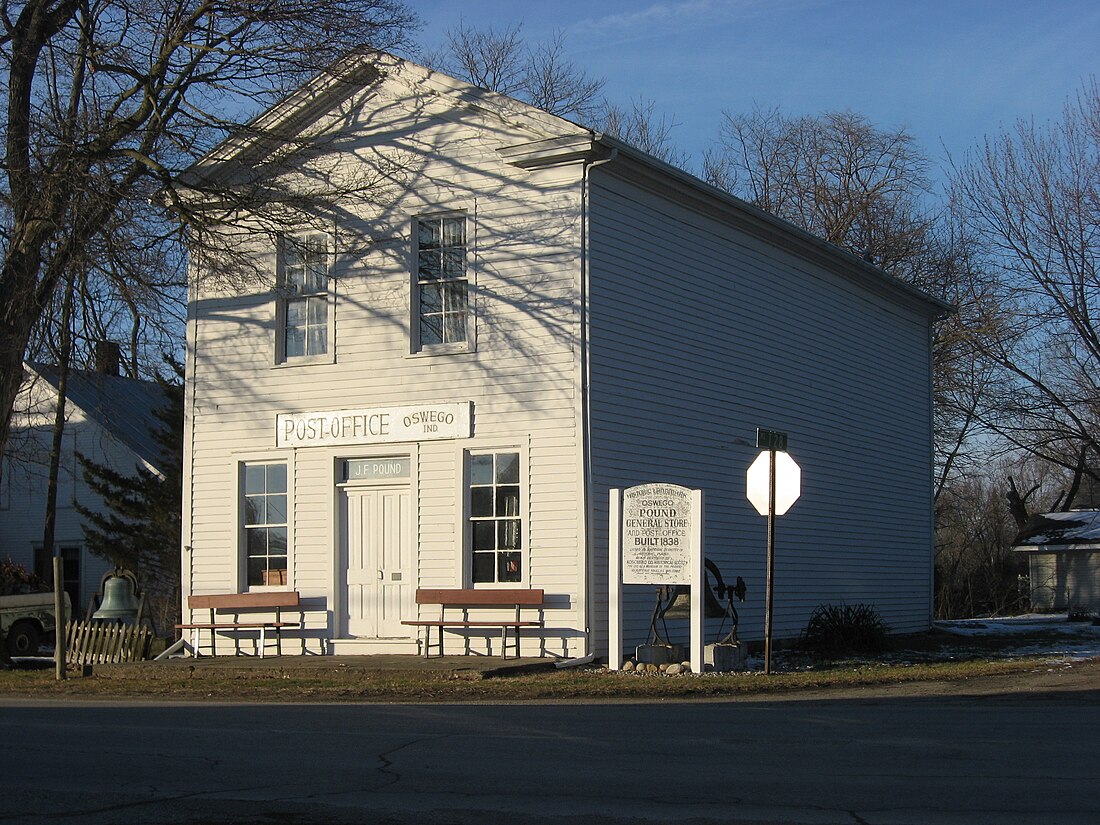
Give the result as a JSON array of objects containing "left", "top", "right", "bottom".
[
  {"left": 182, "top": 277, "right": 199, "bottom": 628},
  {"left": 580, "top": 141, "right": 617, "bottom": 660}
]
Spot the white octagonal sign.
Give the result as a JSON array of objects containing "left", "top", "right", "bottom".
[{"left": 746, "top": 450, "right": 801, "bottom": 516}]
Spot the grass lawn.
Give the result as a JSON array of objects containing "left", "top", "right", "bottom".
[{"left": 3, "top": 619, "right": 1096, "bottom": 703}]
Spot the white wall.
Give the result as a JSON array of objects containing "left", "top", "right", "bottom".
[
  {"left": 1028, "top": 552, "right": 1100, "bottom": 612},
  {"left": 185, "top": 64, "right": 590, "bottom": 655},
  {"left": 2, "top": 375, "right": 134, "bottom": 614},
  {"left": 586, "top": 160, "right": 937, "bottom": 653}
]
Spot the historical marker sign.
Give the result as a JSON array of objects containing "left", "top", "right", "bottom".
[
  {"left": 609, "top": 483, "right": 705, "bottom": 674},
  {"left": 621, "top": 483, "right": 696, "bottom": 585}
]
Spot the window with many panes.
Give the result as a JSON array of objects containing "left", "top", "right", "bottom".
[
  {"left": 416, "top": 215, "right": 468, "bottom": 349},
  {"left": 242, "top": 462, "right": 288, "bottom": 587},
  {"left": 468, "top": 451, "right": 522, "bottom": 584},
  {"left": 280, "top": 234, "right": 329, "bottom": 360}
]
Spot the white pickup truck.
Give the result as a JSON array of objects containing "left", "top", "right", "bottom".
[{"left": 0, "top": 592, "right": 71, "bottom": 657}]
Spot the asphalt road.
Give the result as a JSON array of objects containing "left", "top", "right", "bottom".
[{"left": 4, "top": 684, "right": 1099, "bottom": 825}]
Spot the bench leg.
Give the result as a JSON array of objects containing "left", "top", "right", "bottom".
[
  {"left": 259, "top": 627, "right": 266, "bottom": 659},
  {"left": 422, "top": 625, "right": 444, "bottom": 658},
  {"left": 428, "top": 625, "right": 441, "bottom": 658}
]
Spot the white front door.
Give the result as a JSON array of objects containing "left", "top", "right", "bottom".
[{"left": 343, "top": 487, "right": 412, "bottom": 638}]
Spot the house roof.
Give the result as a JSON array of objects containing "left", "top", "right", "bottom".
[
  {"left": 184, "top": 50, "right": 951, "bottom": 320},
  {"left": 27, "top": 364, "right": 168, "bottom": 474},
  {"left": 1013, "top": 510, "right": 1100, "bottom": 552}
]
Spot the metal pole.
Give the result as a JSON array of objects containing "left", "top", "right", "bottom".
[
  {"left": 608, "top": 489, "right": 623, "bottom": 670},
  {"left": 764, "top": 448, "right": 776, "bottom": 675},
  {"left": 53, "top": 556, "right": 66, "bottom": 680}
]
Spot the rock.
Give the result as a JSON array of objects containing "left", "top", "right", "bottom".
[
  {"left": 667, "top": 663, "right": 683, "bottom": 675},
  {"left": 658, "top": 663, "right": 669, "bottom": 673},
  {"left": 621, "top": 660, "right": 635, "bottom": 672},
  {"left": 644, "top": 663, "right": 659, "bottom": 674}
]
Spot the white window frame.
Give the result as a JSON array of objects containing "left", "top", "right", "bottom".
[
  {"left": 410, "top": 210, "right": 475, "bottom": 355},
  {"left": 237, "top": 456, "right": 293, "bottom": 591},
  {"left": 275, "top": 231, "right": 336, "bottom": 366},
  {"left": 463, "top": 445, "right": 527, "bottom": 588}
]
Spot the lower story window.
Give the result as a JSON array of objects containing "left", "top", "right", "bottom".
[
  {"left": 469, "top": 451, "right": 522, "bottom": 584},
  {"left": 242, "top": 461, "right": 288, "bottom": 587}
]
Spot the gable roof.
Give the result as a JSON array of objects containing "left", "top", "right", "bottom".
[
  {"left": 27, "top": 364, "right": 169, "bottom": 474},
  {"left": 183, "top": 50, "right": 583, "bottom": 190},
  {"left": 1013, "top": 510, "right": 1100, "bottom": 552},
  {"left": 184, "top": 50, "right": 951, "bottom": 320}
]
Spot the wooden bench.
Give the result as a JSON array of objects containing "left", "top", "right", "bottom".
[
  {"left": 175, "top": 591, "right": 301, "bottom": 658},
  {"left": 402, "top": 588, "right": 545, "bottom": 659}
]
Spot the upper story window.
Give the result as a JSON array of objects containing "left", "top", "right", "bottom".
[
  {"left": 278, "top": 233, "right": 331, "bottom": 363},
  {"left": 415, "top": 215, "right": 468, "bottom": 350}
]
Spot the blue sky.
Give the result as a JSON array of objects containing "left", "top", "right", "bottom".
[{"left": 410, "top": 0, "right": 1099, "bottom": 188}]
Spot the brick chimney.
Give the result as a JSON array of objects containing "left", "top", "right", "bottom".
[{"left": 94, "top": 340, "right": 121, "bottom": 376}]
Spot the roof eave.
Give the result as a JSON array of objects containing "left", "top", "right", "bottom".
[{"left": 590, "top": 133, "right": 953, "bottom": 320}]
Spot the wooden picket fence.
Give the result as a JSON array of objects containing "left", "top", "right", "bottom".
[{"left": 65, "top": 620, "right": 151, "bottom": 666}]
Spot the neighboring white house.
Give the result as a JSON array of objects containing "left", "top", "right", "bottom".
[
  {"left": 1, "top": 348, "right": 168, "bottom": 615},
  {"left": 180, "top": 52, "right": 948, "bottom": 659},
  {"left": 1014, "top": 510, "right": 1100, "bottom": 615}
]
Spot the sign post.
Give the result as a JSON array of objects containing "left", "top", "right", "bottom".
[
  {"left": 609, "top": 483, "right": 704, "bottom": 673},
  {"left": 747, "top": 429, "right": 801, "bottom": 674}
]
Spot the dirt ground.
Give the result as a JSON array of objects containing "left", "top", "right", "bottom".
[{"left": 760, "top": 655, "right": 1100, "bottom": 703}]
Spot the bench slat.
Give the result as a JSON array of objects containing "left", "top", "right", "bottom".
[
  {"left": 401, "top": 620, "right": 539, "bottom": 628},
  {"left": 414, "top": 588, "right": 544, "bottom": 607},
  {"left": 189, "top": 592, "right": 300, "bottom": 610},
  {"left": 176, "top": 622, "right": 299, "bottom": 630}
]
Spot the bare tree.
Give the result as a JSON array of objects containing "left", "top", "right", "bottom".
[
  {"left": 703, "top": 105, "right": 990, "bottom": 491},
  {"left": 703, "top": 107, "right": 936, "bottom": 272},
  {"left": 428, "top": 22, "right": 603, "bottom": 123},
  {"left": 934, "top": 458, "right": 1030, "bottom": 618},
  {"left": 427, "top": 23, "right": 693, "bottom": 168},
  {"left": 951, "top": 80, "right": 1100, "bottom": 491},
  {"left": 434, "top": 22, "right": 526, "bottom": 97},
  {"left": 596, "top": 97, "right": 689, "bottom": 168},
  {"left": 0, "top": 0, "right": 419, "bottom": 477}
]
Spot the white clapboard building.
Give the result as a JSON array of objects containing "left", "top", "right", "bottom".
[
  {"left": 180, "top": 52, "right": 947, "bottom": 658},
  {"left": 3, "top": 351, "right": 168, "bottom": 615}
]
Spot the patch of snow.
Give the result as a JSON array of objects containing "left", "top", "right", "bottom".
[
  {"left": 933, "top": 613, "right": 1092, "bottom": 635},
  {"left": 933, "top": 614, "right": 1100, "bottom": 662}
]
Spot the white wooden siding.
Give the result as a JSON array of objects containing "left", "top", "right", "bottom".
[
  {"left": 185, "top": 69, "right": 587, "bottom": 655},
  {"left": 3, "top": 388, "right": 138, "bottom": 611},
  {"left": 1028, "top": 552, "right": 1100, "bottom": 612},
  {"left": 587, "top": 165, "right": 936, "bottom": 653}
]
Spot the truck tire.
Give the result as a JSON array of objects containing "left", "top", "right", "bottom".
[{"left": 6, "top": 620, "right": 42, "bottom": 657}]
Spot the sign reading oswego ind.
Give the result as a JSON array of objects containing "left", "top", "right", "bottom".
[
  {"left": 621, "top": 483, "right": 696, "bottom": 585},
  {"left": 277, "top": 402, "right": 472, "bottom": 448}
]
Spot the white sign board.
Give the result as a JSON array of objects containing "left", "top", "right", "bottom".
[
  {"left": 746, "top": 450, "right": 801, "bottom": 516},
  {"left": 277, "top": 402, "right": 472, "bottom": 448},
  {"left": 621, "top": 483, "right": 695, "bottom": 585},
  {"left": 609, "top": 485, "right": 704, "bottom": 674}
]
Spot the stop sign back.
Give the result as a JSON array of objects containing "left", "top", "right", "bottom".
[{"left": 746, "top": 450, "right": 801, "bottom": 515}]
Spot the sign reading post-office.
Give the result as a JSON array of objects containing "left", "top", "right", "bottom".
[{"left": 609, "top": 483, "right": 704, "bottom": 674}]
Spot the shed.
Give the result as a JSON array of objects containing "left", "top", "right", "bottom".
[{"left": 1014, "top": 510, "right": 1100, "bottom": 614}]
